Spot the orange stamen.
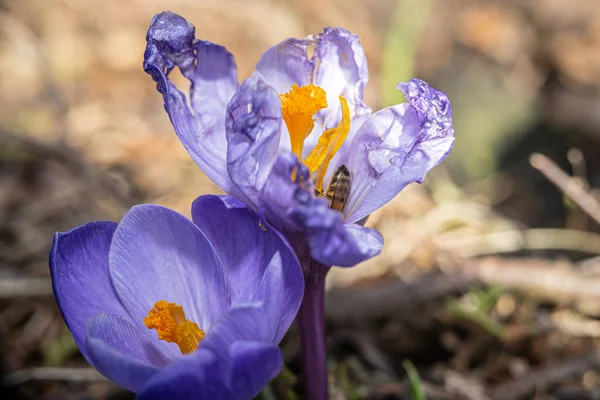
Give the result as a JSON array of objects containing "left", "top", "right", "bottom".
[
  {"left": 304, "top": 96, "right": 350, "bottom": 192},
  {"left": 143, "top": 300, "right": 205, "bottom": 355},
  {"left": 280, "top": 84, "right": 328, "bottom": 159}
]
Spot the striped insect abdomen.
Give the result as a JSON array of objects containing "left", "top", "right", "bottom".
[{"left": 325, "top": 165, "right": 351, "bottom": 212}]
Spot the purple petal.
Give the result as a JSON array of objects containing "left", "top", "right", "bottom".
[
  {"left": 345, "top": 79, "right": 455, "bottom": 223},
  {"left": 189, "top": 41, "right": 238, "bottom": 121},
  {"left": 261, "top": 153, "right": 382, "bottom": 267},
  {"left": 290, "top": 197, "right": 383, "bottom": 267},
  {"left": 144, "top": 12, "right": 246, "bottom": 201},
  {"left": 109, "top": 204, "right": 231, "bottom": 358},
  {"left": 228, "top": 341, "right": 283, "bottom": 397},
  {"left": 312, "top": 27, "right": 371, "bottom": 132},
  {"left": 254, "top": 37, "right": 314, "bottom": 94},
  {"left": 136, "top": 347, "right": 233, "bottom": 400},
  {"left": 200, "top": 303, "right": 278, "bottom": 366},
  {"left": 191, "top": 195, "right": 303, "bottom": 343},
  {"left": 49, "top": 222, "right": 126, "bottom": 362},
  {"left": 225, "top": 76, "right": 282, "bottom": 207},
  {"left": 250, "top": 253, "right": 289, "bottom": 343},
  {"left": 137, "top": 341, "right": 281, "bottom": 399},
  {"left": 86, "top": 314, "right": 163, "bottom": 392},
  {"left": 260, "top": 152, "right": 314, "bottom": 233}
]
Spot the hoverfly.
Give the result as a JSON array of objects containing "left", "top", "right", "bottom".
[{"left": 325, "top": 165, "right": 351, "bottom": 213}]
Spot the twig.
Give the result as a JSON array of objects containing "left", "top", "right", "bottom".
[
  {"left": 488, "top": 351, "right": 600, "bottom": 400},
  {"left": 326, "top": 271, "right": 473, "bottom": 324},
  {"left": 530, "top": 153, "right": 600, "bottom": 225},
  {"left": 327, "top": 257, "right": 600, "bottom": 324},
  {"left": 2, "top": 367, "right": 106, "bottom": 385},
  {"left": 435, "top": 228, "right": 600, "bottom": 257}
]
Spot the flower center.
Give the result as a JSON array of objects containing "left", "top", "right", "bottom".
[
  {"left": 143, "top": 300, "right": 205, "bottom": 354},
  {"left": 280, "top": 84, "right": 350, "bottom": 193}
]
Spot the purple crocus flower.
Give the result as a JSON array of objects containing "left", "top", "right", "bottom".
[
  {"left": 144, "top": 11, "right": 454, "bottom": 399},
  {"left": 50, "top": 195, "right": 303, "bottom": 399},
  {"left": 144, "top": 11, "right": 454, "bottom": 269}
]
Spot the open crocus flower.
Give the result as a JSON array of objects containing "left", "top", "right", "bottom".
[
  {"left": 144, "top": 12, "right": 454, "bottom": 269},
  {"left": 50, "top": 195, "right": 303, "bottom": 399}
]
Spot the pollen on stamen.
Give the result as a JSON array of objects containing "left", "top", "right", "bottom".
[
  {"left": 305, "top": 96, "right": 351, "bottom": 192},
  {"left": 280, "top": 84, "right": 328, "bottom": 159},
  {"left": 144, "top": 300, "right": 205, "bottom": 355}
]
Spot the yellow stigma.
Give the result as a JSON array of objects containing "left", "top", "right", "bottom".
[
  {"left": 143, "top": 300, "right": 205, "bottom": 355},
  {"left": 280, "top": 84, "right": 328, "bottom": 159},
  {"left": 280, "top": 84, "right": 351, "bottom": 194},
  {"left": 304, "top": 96, "right": 350, "bottom": 192}
]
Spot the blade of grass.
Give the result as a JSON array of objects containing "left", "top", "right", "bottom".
[{"left": 402, "top": 359, "right": 427, "bottom": 400}]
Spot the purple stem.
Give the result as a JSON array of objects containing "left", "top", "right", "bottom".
[{"left": 296, "top": 258, "right": 329, "bottom": 400}]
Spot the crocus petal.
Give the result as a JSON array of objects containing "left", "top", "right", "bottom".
[
  {"left": 86, "top": 314, "right": 163, "bottom": 392},
  {"left": 345, "top": 79, "right": 455, "bottom": 223},
  {"left": 136, "top": 347, "right": 233, "bottom": 400},
  {"left": 260, "top": 152, "right": 314, "bottom": 233},
  {"left": 137, "top": 341, "right": 281, "bottom": 400},
  {"left": 201, "top": 303, "right": 277, "bottom": 357},
  {"left": 312, "top": 27, "right": 371, "bottom": 133},
  {"left": 254, "top": 37, "right": 314, "bottom": 95},
  {"left": 109, "top": 204, "right": 231, "bottom": 358},
  {"left": 191, "top": 194, "right": 303, "bottom": 343},
  {"left": 251, "top": 252, "right": 287, "bottom": 342},
  {"left": 291, "top": 197, "right": 383, "bottom": 267},
  {"left": 225, "top": 76, "right": 282, "bottom": 208},
  {"left": 49, "top": 221, "right": 126, "bottom": 362},
  {"left": 144, "top": 11, "right": 245, "bottom": 201},
  {"left": 228, "top": 341, "right": 283, "bottom": 397}
]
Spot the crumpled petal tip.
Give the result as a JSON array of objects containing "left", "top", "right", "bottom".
[
  {"left": 398, "top": 78, "right": 456, "bottom": 178},
  {"left": 397, "top": 78, "right": 453, "bottom": 126},
  {"left": 145, "top": 11, "right": 195, "bottom": 53},
  {"left": 318, "top": 26, "right": 356, "bottom": 40}
]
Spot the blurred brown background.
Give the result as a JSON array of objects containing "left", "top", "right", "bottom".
[{"left": 2, "top": 0, "right": 600, "bottom": 399}]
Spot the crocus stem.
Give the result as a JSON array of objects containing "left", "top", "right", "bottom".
[{"left": 296, "top": 259, "right": 328, "bottom": 400}]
